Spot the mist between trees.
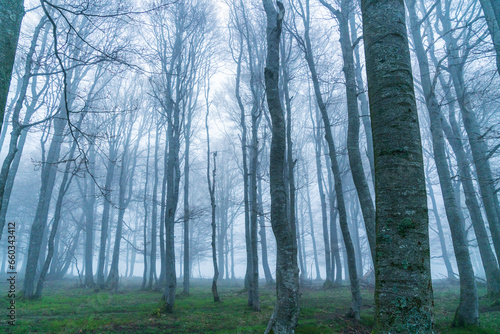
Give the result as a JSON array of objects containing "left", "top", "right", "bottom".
[{"left": 0, "top": 0, "right": 500, "bottom": 332}]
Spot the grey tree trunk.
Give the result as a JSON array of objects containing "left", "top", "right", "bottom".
[
  {"left": 326, "top": 157, "right": 342, "bottom": 284},
  {"left": 258, "top": 162, "right": 274, "bottom": 285},
  {"left": 312, "top": 107, "right": 332, "bottom": 283},
  {"left": 479, "top": 0, "right": 500, "bottom": 74},
  {"left": 437, "top": 0, "right": 500, "bottom": 266},
  {"left": 34, "top": 115, "right": 81, "bottom": 298},
  {"left": 0, "top": 0, "right": 24, "bottom": 136},
  {"left": 0, "top": 17, "right": 45, "bottom": 240},
  {"left": 97, "top": 136, "right": 117, "bottom": 288},
  {"left": 182, "top": 102, "right": 192, "bottom": 295},
  {"left": 149, "top": 126, "right": 160, "bottom": 290},
  {"left": 304, "top": 168, "right": 321, "bottom": 280},
  {"left": 407, "top": 0, "right": 478, "bottom": 325},
  {"left": 263, "top": 1, "right": 300, "bottom": 333},
  {"left": 141, "top": 131, "right": 151, "bottom": 290},
  {"left": 299, "top": 0, "right": 361, "bottom": 318},
  {"left": 234, "top": 39, "right": 252, "bottom": 303},
  {"left": 427, "top": 175, "right": 456, "bottom": 281},
  {"left": 319, "top": 0, "right": 376, "bottom": 265},
  {"left": 83, "top": 144, "right": 96, "bottom": 287},
  {"left": 23, "top": 107, "right": 67, "bottom": 299},
  {"left": 360, "top": 0, "right": 434, "bottom": 331}
]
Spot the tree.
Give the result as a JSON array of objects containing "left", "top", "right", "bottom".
[
  {"left": 406, "top": 0, "right": 478, "bottom": 325},
  {"left": 0, "top": 0, "right": 24, "bottom": 140},
  {"left": 263, "top": 1, "right": 300, "bottom": 332},
  {"left": 360, "top": 0, "right": 434, "bottom": 331}
]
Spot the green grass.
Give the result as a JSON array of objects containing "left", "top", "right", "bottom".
[{"left": 0, "top": 278, "right": 498, "bottom": 333}]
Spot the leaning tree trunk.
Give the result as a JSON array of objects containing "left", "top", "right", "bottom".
[
  {"left": 0, "top": 16, "right": 45, "bottom": 240},
  {"left": 263, "top": 2, "right": 300, "bottom": 333},
  {"left": 360, "top": 0, "right": 434, "bottom": 331}
]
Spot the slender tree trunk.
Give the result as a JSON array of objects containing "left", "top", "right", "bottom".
[
  {"left": 319, "top": 0, "right": 376, "bottom": 264},
  {"left": 300, "top": 0, "right": 361, "bottom": 318},
  {"left": 141, "top": 132, "right": 151, "bottom": 290},
  {"left": 407, "top": 0, "right": 478, "bottom": 325},
  {"left": 313, "top": 118, "right": 332, "bottom": 283},
  {"left": 84, "top": 144, "right": 96, "bottom": 287},
  {"left": 182, "top": 105, "right": 192, "bottom": 295},
  {"left": 360, "top": 0, "right": 434, "bottom": 330},
  {"left": 149, "top": 127, "right": 160, "bottom": 290},
  {"left": 427, "top": 177, "right": 456, "bottom": 281},
  {"left": 97, "top": 140, "right": 117, "bottom": 288},
  {"left": 305, "top": 169, "right": 321, "bottom": 280},
  {"left": 234, "top": 41, "right": 253, "bottom": 303},
  {"left": 263, "top": 2, "right": 300, "bottom": 333},
  {"left": 258, "top": 164, "right": 274, "bottom": 285},
  {"left": 23, "top": 110, "right": 67, "bottom": 299},
  {"left": 437, "top": 1, "right": 500, "bottom": 267},
  {"left": 0, "top": 17, "right": 46, "bottom": 240}
]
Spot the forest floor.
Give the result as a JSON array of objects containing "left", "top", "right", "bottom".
[{"left": 1, "top": 277, "right": 499, "bottom": 333}]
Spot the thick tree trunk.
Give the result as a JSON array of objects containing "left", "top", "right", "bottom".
[
  {"left": 479, "top": 0, "right": 500, "bottom": 75},
  {"left": 263, "top": 1, "right": 300, "bottom": 333},
  {"left": 360, "top": 0, "right": 434, "bottom": 331},
  {"left": 0, "top": 0, "right": 24, "bottom": 137}
]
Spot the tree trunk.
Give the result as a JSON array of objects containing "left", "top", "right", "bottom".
[
  {"left": 97, "top": 139, "right": 117, "bottom": 288},
  {"left": 300, "top": 0, "right": 361, "bottom": 318},
  {"left": 360, "top": 0, "right": 434, "bottom": 330},
  {"left": 84, "top": 144, "right": 96, "bottom": 287},
  {"left": 0, "top": 0, "right": 24, "bottom": 138},
  {"left": 437, "top": 0, "right": 500, "bottom": 267},
  {"left": 407, "top": 0, "right": 478, "bottom": 325},
  {"left": 319, "top": 0, "right": 376, "bottom": 264},
  {"left": 23, "top": 109, "right": 67, "bottom": 299},
  {"left": 258, "top": 163, "right": 274, "bottom": 285},
  {"left": 263, "top": 1, "right": 300, "bottom": 333},
  {"left": 149, "top": 127, "right": 160, "bottom": 290},
  {"left": 427, "top": 177, "right": 456, "bottom": 281}
]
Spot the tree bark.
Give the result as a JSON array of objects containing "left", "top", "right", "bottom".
[
  {"left": 0, "top": 0, "right": 24, "bottom": 138},
  {"left": 263, "top": 1, "right": 300, "bottom": 332},
  {"left": 360, "top": 0, "right": 434, "bottom": 331}
]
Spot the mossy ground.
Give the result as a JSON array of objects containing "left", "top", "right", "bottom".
[{"left": 0, "top": 278, "right": 498, "bottom": 333}]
